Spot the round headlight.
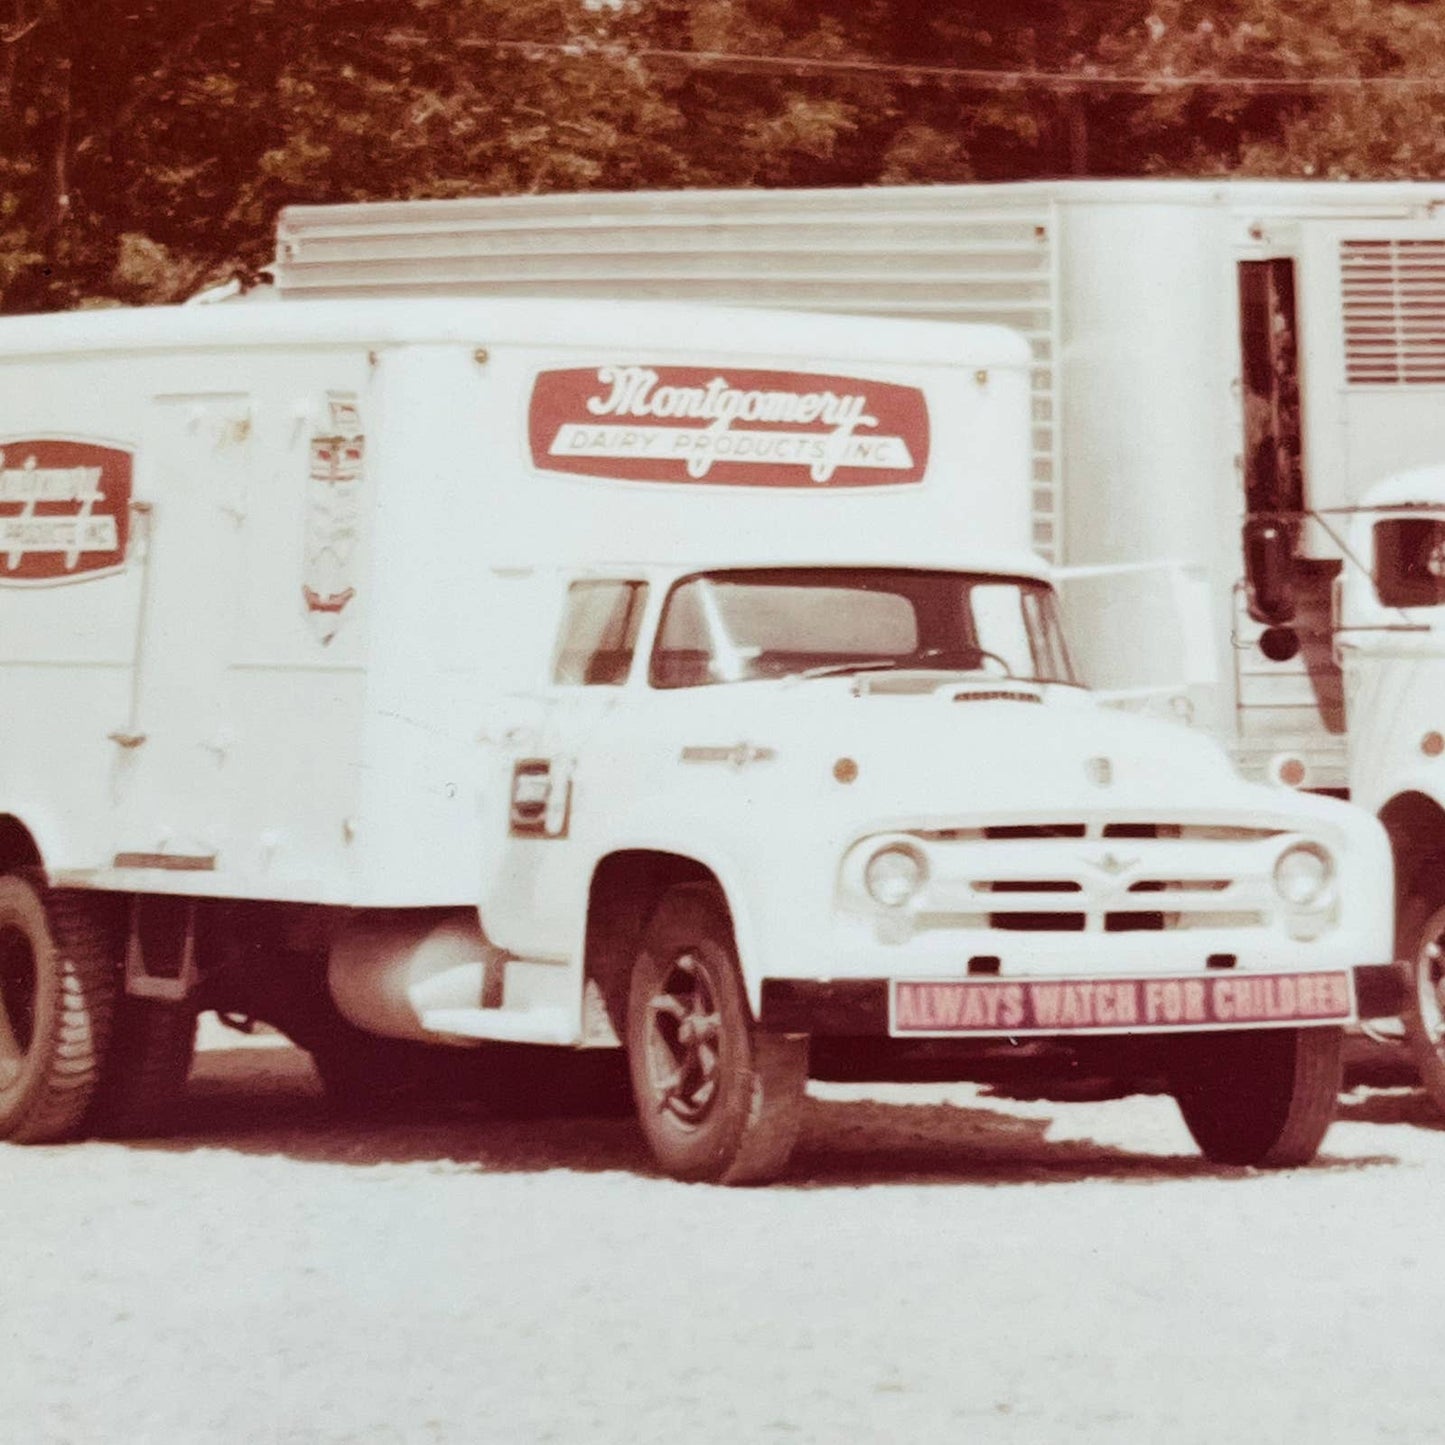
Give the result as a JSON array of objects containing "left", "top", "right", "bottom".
[
  {"left": 1273, "top": 842, "right": 1334, "bottom": 909},
  {"left": 864, "top": 844, "right": 926, "bottom": 908}
]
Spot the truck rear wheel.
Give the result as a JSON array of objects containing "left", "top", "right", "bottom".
[
  {"left": 626, "top": 885, "right": 806, "bottom": 1185},
  {"left": 1173, "top": 1025, "right": 1342, "bottom": 1167},
  {"left": 0, "top": 878, "right": 118, "bottom": 1143}
]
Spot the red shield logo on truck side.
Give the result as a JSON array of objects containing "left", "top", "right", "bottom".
[
  {"left": 0, "top": 439, "right": 133, "bottom": 584},
  {"left": 529, "top": 366, "right": 930, "bottom": 488}
]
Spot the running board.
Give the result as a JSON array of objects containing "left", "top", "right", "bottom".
[{"left": 419, "top": 1005, "right": 578, "bottom": 1045}]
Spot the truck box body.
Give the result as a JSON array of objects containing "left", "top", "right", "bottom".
[
  {"left": 269, "top": 180, "right": 1445, "bottom": 790},
  {"left": 0, "top": 298, "right": 1031, "bottom": 909}
]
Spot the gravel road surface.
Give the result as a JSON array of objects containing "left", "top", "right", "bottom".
[{"left": 4, "top": 1021, "right": 1442, "bottom": 1445}]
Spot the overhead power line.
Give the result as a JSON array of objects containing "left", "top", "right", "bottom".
[{"left": 464, "top": 37, "right": 1445, "bottom": 95}]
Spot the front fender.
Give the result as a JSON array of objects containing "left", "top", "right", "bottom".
[{"left": 582, "top": 816, "right": 802, "bottom": 1016}]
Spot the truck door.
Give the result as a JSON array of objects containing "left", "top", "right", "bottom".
[
  {"left": 110, "top": 395, "right": 252, "bottom": 870},
  {"left": 477, "top": 575, "right": 647, "bottom": 964}
]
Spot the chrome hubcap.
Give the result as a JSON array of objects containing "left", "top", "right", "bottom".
[{"left": 644, "top": 950, "right": 723, "bottom": 1127}]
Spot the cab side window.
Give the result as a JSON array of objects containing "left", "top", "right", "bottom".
[{"left": 552, "top": 580, "right": 647, "bottom": 685}]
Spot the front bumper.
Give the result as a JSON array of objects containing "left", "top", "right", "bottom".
[{"left": 758, "top": 963, "right": 1404, "bottom": 1036}]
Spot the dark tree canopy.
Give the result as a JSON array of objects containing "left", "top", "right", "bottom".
[{"left": 3, "top": 0, "right": 1444, "bottom": 310}]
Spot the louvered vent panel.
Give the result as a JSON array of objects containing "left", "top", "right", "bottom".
[{"left": 1342, "top": 237, "right": 1445, "bottom": 385}]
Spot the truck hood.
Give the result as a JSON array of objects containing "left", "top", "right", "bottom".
[{"left": 655, "top": 680, "right": 1253, "bottom": 821}]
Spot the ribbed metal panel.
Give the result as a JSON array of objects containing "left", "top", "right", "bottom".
[{"left": 274, "top": 188, "right": 1061, "bottom": 558}]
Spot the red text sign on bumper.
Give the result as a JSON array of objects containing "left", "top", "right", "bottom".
[{"left": 891, "top": 972, "right": 1355, "bottom": 1036}]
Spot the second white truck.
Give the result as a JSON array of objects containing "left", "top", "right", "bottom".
[{"left": 0, "top": 296, "right": 1393, "bottom": 1180}]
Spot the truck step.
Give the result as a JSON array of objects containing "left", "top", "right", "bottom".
[{"left": 419, "top": 1005, "right": 578, "bottom": 1045}]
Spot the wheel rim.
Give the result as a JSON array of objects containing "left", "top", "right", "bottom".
[
  {"left": 1416, "top": 921, "right": 1445, "bottom": 1054},
  {"left": 643, "top": 949, "right": 724, "bottom": 1128},
  {"left": 0, "top": 923, "right": 38, "bottom": 1088}
]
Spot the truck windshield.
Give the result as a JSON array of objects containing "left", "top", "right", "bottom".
[
  {"left": 650, "top": 567, "right": 1079, "bottom": 689},
  {"left": 1374, "top": 516, "right": 1445, "bottom": 608}
]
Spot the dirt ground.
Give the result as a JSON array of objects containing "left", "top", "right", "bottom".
[{"left": 4, "top": 1020, "right": 1443, "bottom": 1445}]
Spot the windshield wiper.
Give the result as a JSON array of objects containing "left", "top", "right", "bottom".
[
  {"left": 789, "top": 658, "right": 1003, "bottom": 683},
  {"left": 788, "top": 657, "right": 1064, "bottom": 686},
  {"left": 789, "top": 659, "right": 909, "bottom": 682}
]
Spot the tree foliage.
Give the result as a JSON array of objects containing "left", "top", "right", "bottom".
[{"left": 3, "top": 0, "right": 1445, "bottom": 310}]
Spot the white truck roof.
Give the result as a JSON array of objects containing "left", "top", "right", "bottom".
[{"left": 0, "top": 296, "right": 1030, "bottom": 370}]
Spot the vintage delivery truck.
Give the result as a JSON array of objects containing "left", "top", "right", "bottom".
[
  {"left": 0, "top": 296, "right": 1394, "bottom": 1181},
  {"left": 267, "top": 179, "right": 1445, "bottom": 1106}
]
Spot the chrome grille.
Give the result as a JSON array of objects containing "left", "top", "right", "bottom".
[{"left": 901, "top": 822, "right": 1285, "bottom": 934}]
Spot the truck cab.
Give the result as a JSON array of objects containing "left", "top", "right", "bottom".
[{"left": 440, "top": 550, "right": 1393, "bottom": 1182}]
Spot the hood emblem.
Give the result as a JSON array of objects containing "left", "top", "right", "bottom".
[
  {"left": 681, "top": 742, "right": 777, "bottom": 770},
  {"left": 1085, "top": 756, "right": 1113, "bottom": 787}
]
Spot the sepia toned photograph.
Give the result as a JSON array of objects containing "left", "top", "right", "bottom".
[{"left": 3, "top": 4, "right": 1444, "bottom": 1441}]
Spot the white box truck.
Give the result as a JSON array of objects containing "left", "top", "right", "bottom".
[
  {"left": 0, "top": 295, "right": 1393, "bottom": 1182},
  {"left": 267, "top": 180, "right": 1445, "bottom": 1107}
]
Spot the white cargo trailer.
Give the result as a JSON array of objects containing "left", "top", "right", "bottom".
[
  {"left": 0, "top": 295, "right": 1393, "bottom": 1180},
  {"left": 270, "top": 180, "right": 1445, "bottom": 1098}
]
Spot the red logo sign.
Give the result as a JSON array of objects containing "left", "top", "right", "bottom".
[
  {"left": 0, "top": 439, "right": 133, "bottom": 584},
  {"left": 529, "top": 366, "right": 930, "bottom": 488}
]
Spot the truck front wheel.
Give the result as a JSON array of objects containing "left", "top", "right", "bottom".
[
  {"left": 626, "top": 885, "right": 806, "bottom": 1185},
  {"left": 1397, "top": 896, "right": 1445, "bottom": 1112},
  {"left": 0, "top": 878, "right": 118, "bottom": 1143},
  {"left": 1172, "top": 1025, "right": 1342, "bottom": 1167}
]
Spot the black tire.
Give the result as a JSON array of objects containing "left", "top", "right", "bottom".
[
  {"left": 86, "top": 997, "right": 198, "bottom": 1138},
  {"left": 1173, "top": 1025, "right": 1343, "bottom": 1167},
  {"left": 626, "top": 884, "right": 807, "bottom": 1185},
  {"left": 0, "top": 879, "right": 119, "bottom": 1143},
  {"left": 1396, "top": 893, "right": 1445, "bottom": 1112}
]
